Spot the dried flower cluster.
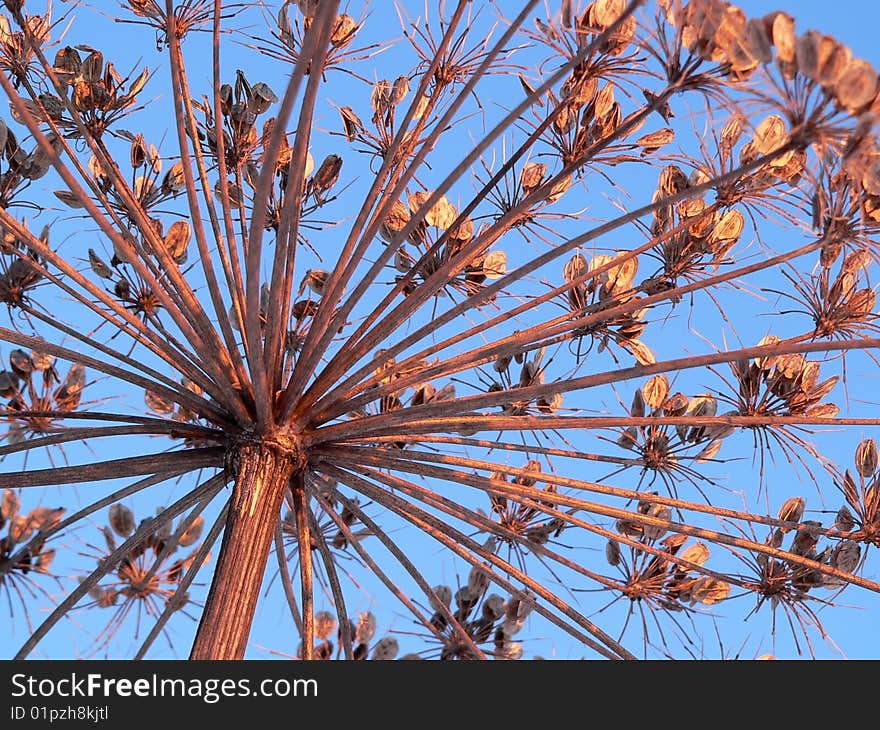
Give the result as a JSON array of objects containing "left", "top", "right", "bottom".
[{"left": 1, "top": 0, "right": 880, "bottom": 660}]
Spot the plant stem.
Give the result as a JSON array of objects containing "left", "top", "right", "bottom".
[{"left": 190, "top": 442, "right": 296, "bottom": 659}]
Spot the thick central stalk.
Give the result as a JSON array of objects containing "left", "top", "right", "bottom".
[{"left": 190, "top": 440, "right": 298, "bottom": 659}]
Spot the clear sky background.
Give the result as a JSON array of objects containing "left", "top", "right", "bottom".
[{"left": 2, "top": 0, "right": 880, "bottom": 661}]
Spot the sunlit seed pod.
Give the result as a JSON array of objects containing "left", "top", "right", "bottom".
[
  {"left": 749, "top": 114, "right": 788, "bottom": 159},
  {"left": 109, "top": 504, "right": 135, "bottom": 538},
  {"left": 591, "top": 0, "right": 625, "bottom": 28},
  {"left": 536, "top": 392, "right": 563, "bottom": 414},
  {"left": 1, "top": 488, "right": 19, "bottom": 523},
  {"left": 842, "top": 249, "right": 872, "bottom": 275},
  {"left": 563, "top": 253, "right": 588, "bottom": 284},
  {"left": 314, "top": 610, "right": 337, "bottom": 641},
  {"left": 178, "top": 515, "right": 204, "bottom": 548},
  {"left": 743, "top": 17, "right": 773, "bottom": 65},
  {"left": 311, "top": 154, "right": 342, "bottom": 193},
  {"left": 371, "top": 637, "right": 399, "bottom": 660},
  {"left": 626, "top": 339, "right": 655, "bottom": 366},
  {"left": 690, "top": 577, "right": 730, "bottom": 605},
  {"left": 370, "top": 78, "right": 391, "bottom": 113},
  {"left": 496, "top": 641, "right": 523, "bottom": 661},
  {"left": 818, "top": 39, "right": 852, "bottom": 89},
  {"left": 805, "top": 402, "right": 839, "bottom": 418},
  {"left": 519, "top": 161, "right": 547, "bottom": 192},
  {"left": 481, "top": 250, "right": 507, "bottom": 280},
  {"left": 754, "top": 334, "right": 781, "bottom": 371},
  {"left": 795, "top": 30, "right": 825, "bottom": 80},
  {"left": 34, "top": 547, "right": 55, "bottom": 574},
  {"left": 355, "top": 611, "right": 377, "bottom": 645},
  {"left": 303, "top": 269, "right": 328, "bottom": 296},
  {"left": 777, "top": 496, "right": 805, "bottom": 527},
  {"left": 517, "top": 72, "right": 543, "bottom": 107},
  {"left": 330, "top": 13, "right": 358, "bottom": 49},
  {"left": 130, "top": 133, "right": 147, "bottom": 169},
  {"left": 636, "top": 127, "right": 674, "bottom": 154},
  {"left": 162, "top": 220, "right": 191, "bottom": 265},
  {"left": 379, "top": 199, "right": 410, "bottom": 243},
  {"left": 835, "top": 57, "right": 880, "bottom": 113},
  {"left": 424, "top": 196, "right": 457, "bottom": 229},
  {"left": 87, "top": 248, "right": 113, "bottom": 279},
  {"left": 678, "top": 541, "right": 710, "bottom": 568},
  {"left": 775, "top": 352, "right": 805, "bottom": 380},
  {"left": 642, "top": 374, "right": 670, "bottom": 411},
  {"left": 707, "top": 208, "right": 744, "bottom": 246},
  {"left": 54, "top": 364, "right": 86, "bottom": 411},
  {"left": 144, "top": 389, "right": 175, "bottom": 415},
  {"left": 428, "top": 584, "right": 453, "bottom": 612},
  {"left": 695, "top": 440, "right": 722, "bottom": 463},
  {"left": 161, "top": 162, "right": 186, "bottom": 195},
  {"left": 855, "top": 438, "right": 879, "bottom": 477},
  {"left": 835, "top": 505, "right": 856, "bottom": 532},
  {"left": 545, "top": 174, "right": 572, "bottom": 203}
]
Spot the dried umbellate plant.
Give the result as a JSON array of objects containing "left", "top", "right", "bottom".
[{"left": 3, "top": 0, "right": 880, "bottom": 660}]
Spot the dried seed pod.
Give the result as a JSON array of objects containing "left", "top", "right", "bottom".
[
  {"left": 689, "top": 577, "right": 730, "bottom": 605},
  {"left": 835, "top": 506, "right": 856, "bottom": 532},
  {"left": 311, "top": 154, "right": 342, "bottom": 193},
  {"left": 777, "top": 496, "right": 805, "bottom": 528},
  {"left": 679, "top": 541, "right": 710, "bottom": 568},
  {"left": 370, "top": 636, "right": 399, "bottom": 660},
  {"left": 314, "top": 610, "right": 337, "bottom": 640},
  {"left": 9, "top": 349, "right": 35, "bottom": 379},
  {"left": 519, "top": 161, "right": 546, "bottom": 192},
  {"left": 355, "top": 611, "right": 377, "bottom": 645},
  {"left": 144, "top": 389, "right": 175, "bottom": 415},
  {"left": 178, "top": 516, "right": 204, "bottom": 547},
  {"left": 428, "top": 584, "right": 453, "bottom": 612},
  {"left": 834, "top": 57, "right": 878, "bottom": 113},
  {"left": 855, "top": 438, "right": 878, "bottom": 477},
  {"left": 162, "top": 220, "right": 191, "bottom": 265},
  {"left": 482, "top": 250, "right": 507, "bottom": 279},
  {"left": 303, "top": 269, "right": 328, "bottom": 296},
  {"left": 636, "top": 127, "right": 674, "bottom": 154},
  {"left": 339, "top": 106, "right": 363, "bottom": 142},
  {"left": 331, "top": 13, "right": 357, "bottom": 48},
  {"left": 109, "top": 503, "right": 135, "bottom": 537},
  {"left": 1, "top": 488, "right": 19, "bottom": 524},
  {"left": 642, "top": 503, "right": 671, "bottom": 541},
  {"left": 829, "top": 539, "right": 861, "bottom": 574},
  {"left": 424, "top": 196, "right": 457, "bottom": 229},
  {"left": 642, "top": 374, "right": 670, "bottom": 410},
  {"left": 54, "top": 363, "right": 86, "bottom": 411},
  {"left": 87, "top": 249, "right": 113, "bottom": 279},
  {"left": 379, "top": 199, "right": 411, "bottom": 242},
  {"left": 545, "top": 174, "right": 572, "bottom": 203},
  {"left": 626, "top": 339, "right": 655, "bottom": 365},
  {"left": 161, "top": 162, "right": 186, "bottom": 195},
  {"left": 389, "top": 75, "right": 410, "bottom": 106},
  {"left": 695, "top": 440, "right": 722, "bottom": 463},
  {"left": 708, "top": 208, "right": 744, "bottom": 246},
  {"left": 605, "top": 539, "right": 621, "bottom": 566}
]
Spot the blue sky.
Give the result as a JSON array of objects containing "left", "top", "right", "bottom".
[{"left": 2, "top": 0, "right": 880, "bottom": 661}]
